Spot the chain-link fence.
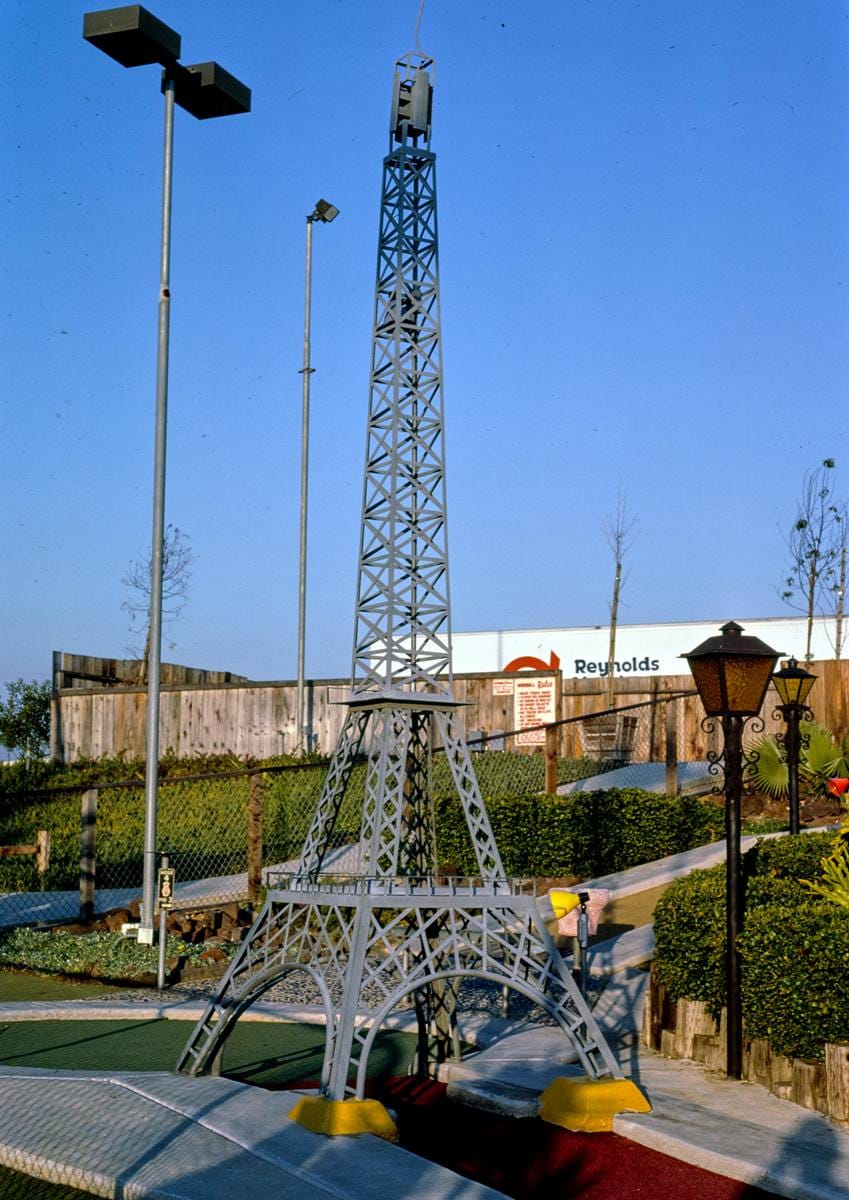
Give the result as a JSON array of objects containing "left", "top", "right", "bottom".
[
  {"left": 0, "top": 761, "right": 329, "bottom": 928},
  {"left": 461, "top": 690, "right": 705, "bottom": 796},
  {"left": 0, "top": 692, "right": 702, "bottom": 929}
]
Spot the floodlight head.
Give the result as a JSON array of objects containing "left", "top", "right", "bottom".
[
  {"left": 83, "top": 5, "right": 180, "bottom": 68},
  {"left": 169, "top": 62, "right": 251, "bottom": 119},
  {"left": 312, "top": 199, "right": 340, "bottom": 223}
]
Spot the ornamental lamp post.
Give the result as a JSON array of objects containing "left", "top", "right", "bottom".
[
  {"left": 772, "top": 658, "right": 817, "bottom": 836},
  {"left": 683, "top": 621, "right": 781, "bottom": 1079},
  {"left": 83, "top": 5, "right": 250, "bottom": 946}
]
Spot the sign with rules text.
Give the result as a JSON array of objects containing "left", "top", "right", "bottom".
[{"left": 514, "top": 676, "right": 556, "bottom": 745}]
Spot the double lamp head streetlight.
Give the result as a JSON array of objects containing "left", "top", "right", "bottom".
[
  {"left": 83, "top": 5, "right": 250, "bottom": 946},
  {"left": 83, "top": 5, "right": 250, "bottom": 117}
]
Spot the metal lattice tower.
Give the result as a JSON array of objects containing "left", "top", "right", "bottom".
[{"left": 176, "top": 52, "right": 622, "bottom": 1099}]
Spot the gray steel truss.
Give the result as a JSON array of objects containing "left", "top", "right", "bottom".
[
  {"left": 175, "top": 875, "right": 622, "bottom": 1093},
  {"left": 176, "top": 52, "right": 623, "bottom": 1094},
  {"left": 353, "top": 54, "right": 448, "bottom": 699}
]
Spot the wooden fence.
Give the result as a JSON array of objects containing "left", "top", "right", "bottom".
[{"left": 51, "top": 651, "right": 849, "bottom": 764}]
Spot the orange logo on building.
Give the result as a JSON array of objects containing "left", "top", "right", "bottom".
[{"left": 503, "top": 651, "right": 560, "bottom": 672}]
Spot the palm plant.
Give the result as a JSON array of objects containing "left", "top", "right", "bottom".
[{"left": 746, "top": 721, "right": 849, "bottom": 800}]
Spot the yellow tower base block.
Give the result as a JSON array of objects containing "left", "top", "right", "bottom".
[
  {"left": 289, "top": 1096, "right": 399, "bottom": 1142},
  {"left": 539, "top": 1076, "right": 651, "bottom": 1133}
]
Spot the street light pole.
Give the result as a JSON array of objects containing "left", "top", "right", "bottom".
[
  {"left": 141, "top": 73, "right": 176, "bottom": 943},
  {"left": 296, "top": 199, "right": 339, "bottom": 754},
  {"left": 83, "top": 6, "right": 250, "bottom": 946}
]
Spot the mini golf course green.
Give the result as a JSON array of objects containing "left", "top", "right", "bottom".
[{"left": 0, "top": 1018, "right": 417, "bottom": 1090}]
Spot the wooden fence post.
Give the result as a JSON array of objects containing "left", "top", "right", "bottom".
[
  {"left": 79, "top": 789, "right": 97, "bottom": 920},
  {"left": 665, "top": 698, "right": 679, "bottom": 796},
  {"left": 248, "top": 773, "right": 264, "bottom": 905},
  {"left": 36, "top": 829, "right": 50, "bottom": 876},
  {"left": 544, "top": 725, "right": 558, "bottom": 794}
]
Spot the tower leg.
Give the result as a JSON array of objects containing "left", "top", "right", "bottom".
[
  {"left": 298, "top": 708, "right": 370, "bottom": 876},
  {"left": 435, "top": 709, "right": 506, "bottom": 879}
]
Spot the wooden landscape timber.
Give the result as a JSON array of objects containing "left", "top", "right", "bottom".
[{"left": 642, "top": 963, "right": 849, "bottom": 1128}]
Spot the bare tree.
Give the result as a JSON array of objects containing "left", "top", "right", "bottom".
[
  {"left": 122, "top": 524, "right": 195, "bottom": 683},
  {"left": 604, "top": 495, "right": 639, "bottom": 707},
  {"left": 780, "top": 459, "right": 847, "bottom": 661},
  {"left": 833, "top": 541, "right": 847, "bottom": 660}
]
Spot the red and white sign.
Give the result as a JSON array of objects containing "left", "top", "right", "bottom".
[
  {"left": 492, "top": 678, "right": 514, "bottom": 696},
  {"left": 514, "top": 676, "right": 556, "bottom": 745}
]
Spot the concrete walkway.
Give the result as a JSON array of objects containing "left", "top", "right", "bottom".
[
  {"left": 1, "top": 838, "right": 846, "bottom": 1199},
  {"left": 443, "top": 976, "right": 849, "bottom": 1200}
]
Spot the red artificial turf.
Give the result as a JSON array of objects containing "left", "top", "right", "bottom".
[{"left": 369, "top": 1078, "right": 776, "bottom": 1200}]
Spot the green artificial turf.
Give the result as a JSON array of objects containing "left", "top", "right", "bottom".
[
  {"left": 0, "top": 971, "right": 118, "bottom": 1003},
  {"left": 0, "top": 1018, "right": 416, "bottom": 1089}
]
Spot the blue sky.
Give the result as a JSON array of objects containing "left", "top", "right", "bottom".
[{"left": 2, "top": 0, "right": 848, "bottom": 686}]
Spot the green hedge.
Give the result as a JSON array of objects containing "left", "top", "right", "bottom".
[
  {"left": 2, "top": 757, "right": 725, "bottom": 894},
  {"left": 653, "top": 832, "right": 849, "bottom": 1060},
  {"left": 746, "top": 833, "right": 833, "bottom": 882},
  {"left": 435, "top": 789, "right": 724, "bottom": 878},
  {"left": 0, "top": 754, "right": 324, "bottom": 893}
]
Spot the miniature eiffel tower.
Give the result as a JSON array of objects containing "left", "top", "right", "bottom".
[{"left": 176, "top": 52, "right": 631, "bottom": 1129}]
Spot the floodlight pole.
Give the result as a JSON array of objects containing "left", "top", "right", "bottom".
[
  {"left": 140, "top": 75, "right": 176, "bottom": 944},
  {"left": 296, "top": 201, "right": 338, "bottom": 754},
  {"left": 296, "top": 213, "right": 315, "bottom": 755},
  {"left": 83, "top": 6, "right": 251, "bottom": 949}
]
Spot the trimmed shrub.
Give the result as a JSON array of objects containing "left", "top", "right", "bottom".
[
  {"left": 653, "top": 835, "right": 849, "bottom": 1060},
  {"left": 566, "top": 790, "right": 723, "bottom": 877},
  {"left": 653, "top": 866, "right": 727, "bottom": 1016},
  {"left": 435, "top": 789, "right": 724, "bottom": 879},
  {"left": 748, "top": 832, "right": 835, "bottom": 881},
  {"left": 740, "top": 902, "right": 849, "bottom": 1060}
]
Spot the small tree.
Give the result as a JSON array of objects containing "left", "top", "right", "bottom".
[
  {"left": 0, "top": 679, "right": 51, "bottom": 759},
  {"left": 832, "top": 540, "right": 847, "bottom": 660},
  {"left": 122, "top": 524, "right": 195, "bottom": 683},
  {"left": 780, "top": 459, "right": 847, "bottom": 661},
  {"left": 603, "top": 494, "right": 638, "bottom": 707}
]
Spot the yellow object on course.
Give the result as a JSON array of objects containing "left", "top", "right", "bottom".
[
  {"left": 539, "top": 1076, "right": 652, "bottom": 1133},
  {"left": 548, "top": 889, "right": 582, "bottom": 919},
  {"left": 289, "top": 1096, "right": 399, "bottom": 1141}
]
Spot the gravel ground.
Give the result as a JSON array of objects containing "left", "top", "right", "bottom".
[{"left": 83, "top": 964, "right": 611, "bottom": 1026}]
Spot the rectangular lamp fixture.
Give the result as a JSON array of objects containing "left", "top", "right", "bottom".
[
  {"left": 171, "top": 62, "right": 252, "bottom": 119},
  {"left": 83, "top": 5, "right": 181, "bottom": 68}
]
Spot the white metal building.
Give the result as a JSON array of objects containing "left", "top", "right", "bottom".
[{"left": 451, "top": 615, "right": 841, "bottom": 680}]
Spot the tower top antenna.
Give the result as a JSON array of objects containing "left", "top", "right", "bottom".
[
  {"left": 390, "top": 51, "right": 434, "bottom": 145},
  {"left": 413, "top": 0, "right": 426, "bottom": 53}
]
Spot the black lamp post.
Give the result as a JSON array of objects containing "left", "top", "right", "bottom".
[
  {"left": 83, "top": 6, "right": 250, "bottom": 946},
  {"left": 772, "top": 658, "right": 817, "bottom": 835},
  {"left": 683, "top": 621, "right": 781, "bottom": 1079}
]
